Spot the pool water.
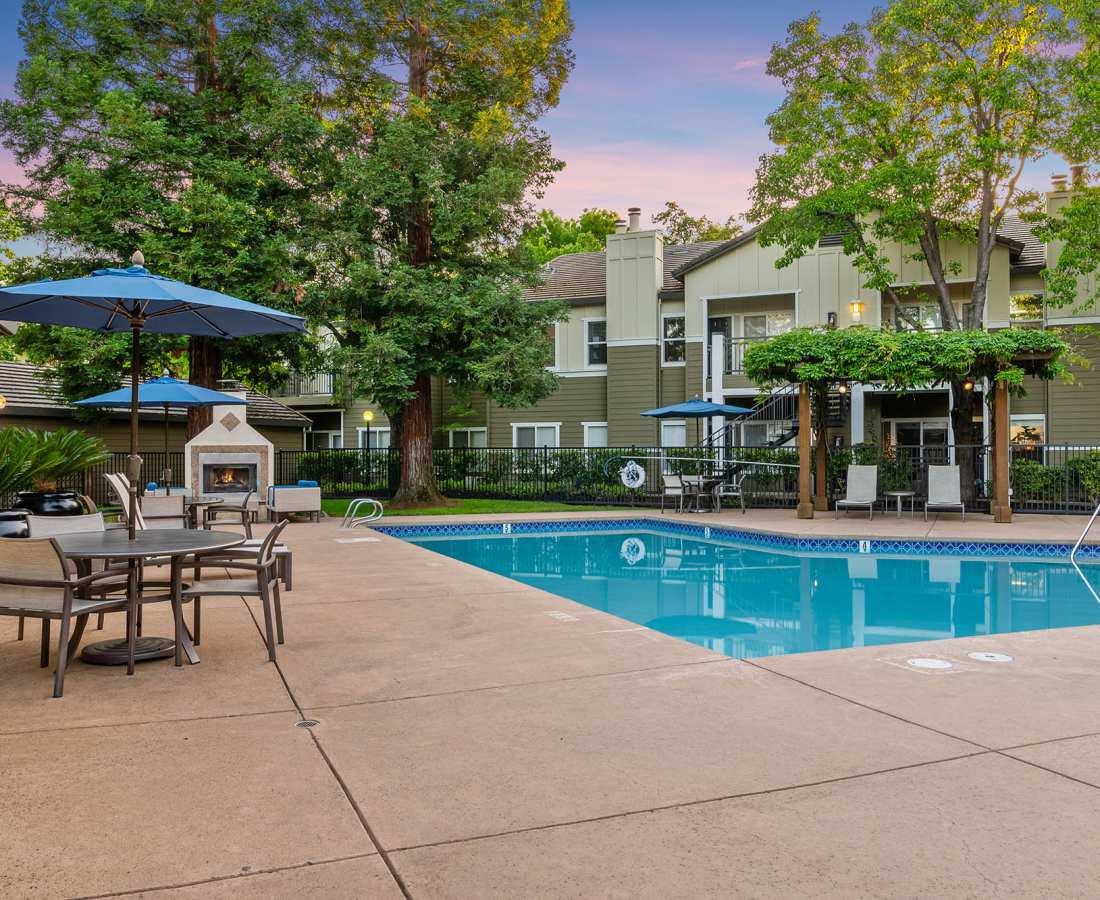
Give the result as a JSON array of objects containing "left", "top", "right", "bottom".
[{"left": 408, "top": 528, "right": 1100, "bottom": 659}]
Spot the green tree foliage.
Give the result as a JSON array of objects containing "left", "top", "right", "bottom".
[
  {"left": 0, "top": 0, "right": 320, "bottom": 432},
  {"left": 749, "top": 0, "right": 1088, "bottom": 456},
  {"left": 652, "top": 201, "right": 741, "bottom": 244},
  {"left": 521, "top": 208, "right": 618, "bottom": 264},
  {"left": 302, "top": 0, "right": 574, "bottom": 503}
]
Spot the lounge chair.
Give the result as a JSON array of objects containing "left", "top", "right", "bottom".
[
  {"left": 267, "top": 484, "right": 322, "bottom": 523},
  {"left": 660, "top": 475, "right": 690, "bottom": 513},
  {"left": 835, "top": 465, "right": 878, "bottom": 519},
  {"left": 138, "top": 493, "right": 190, "bottom": 529},
  {"left": 925, "top": 465, "right": 965, "bottom": 521},
  {"left": 0, "top": 537, "right": 129, "bottom": 697}
]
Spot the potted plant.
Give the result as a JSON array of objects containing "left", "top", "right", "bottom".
[
  {"left": 0, "top": 427, "right": 39, "bottom": 537},
  {"left": 12, "top": 429, "right": 109, "bottom": 517}
]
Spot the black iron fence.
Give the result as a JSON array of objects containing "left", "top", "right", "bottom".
[{"left": 41, "top": 443, "right": 1100, "bottom": 514}]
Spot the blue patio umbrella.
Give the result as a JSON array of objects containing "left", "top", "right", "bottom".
[
  {"left": 641, "top": 397, "right": 754, "bottom": 443},
  {"left": 0, "top": 255, "right": 305, "bottom": 537},
  {"left": 75, "top": 375, "right": 247, "bottom": 495}
]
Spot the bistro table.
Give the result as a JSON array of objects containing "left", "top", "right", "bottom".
[
  {"left": 54, "top": 529, "right": 244, "bottom": 670},
  {"left": 885, "top": 490, "right": 917, "bottom": 519}
]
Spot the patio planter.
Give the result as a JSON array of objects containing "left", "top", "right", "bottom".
[
  {"left": 13, "top": 489, "right": 86, "bottom": 517},
  {"left": 0, "top": 510, "right": 29, "bottom": 538}
]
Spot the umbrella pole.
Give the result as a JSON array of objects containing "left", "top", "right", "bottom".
[
  {"left": 164, "top": 404, "right": 170, "bottom": 496},
  {"left": 127, "top": 321, "right": 142, "bottom": 540}
]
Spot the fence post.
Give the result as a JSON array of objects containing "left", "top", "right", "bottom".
[{"left": 1065, "top": 449, "right": 1071, "bottom": 514}]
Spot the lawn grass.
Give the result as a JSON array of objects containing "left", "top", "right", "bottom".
[{"left": 320, "top": 497, "right": 622, "bottom": 518}]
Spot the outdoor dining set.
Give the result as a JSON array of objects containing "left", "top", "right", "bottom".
[{"left": 0, "top": 474, "right": 293, "bottom": 697}]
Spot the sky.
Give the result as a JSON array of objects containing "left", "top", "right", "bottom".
[{"left": 0, "top": 0, "right": 1066, "bottom": 230}]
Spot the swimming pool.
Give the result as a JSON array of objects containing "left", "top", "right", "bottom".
[{"left": 388, "top": 519, "right": 1100, "bottom": 659}]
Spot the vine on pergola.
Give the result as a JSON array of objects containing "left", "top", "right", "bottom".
[{"left": 742, "top": 327, "right": 1069, "bottom": 395}]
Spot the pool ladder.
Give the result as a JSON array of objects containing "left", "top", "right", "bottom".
[
  {"left": 1070, "top": 501, "right": 1100, "bottom": 604},
  {"left": 341, "top": 498, "right": 384, "bottom": 529}
]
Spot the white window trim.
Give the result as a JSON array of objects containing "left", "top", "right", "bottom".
[
  {"left": 582, "top": 421, "right": 609, "bottom": 448},
  {"left": 661, "top": 313, "right": 687, "bottom": 367},
  {"left": 546, "top": 323, "right": 561, "bottom": 372},
  {"left": 356, "top": 425, "right": 391, "bottom": 449},
  {"left": 660, "top": 419, "right": 688, "bottom": 446},
  {"left": 511, "top": 422, "right": 561, "bottom": 448},
  {"left": 582, "top": 317, "right": 608, "bottom": 371},
  {"left": 1010, "top": 414, "right": 1047, "bottom": 440},
  {"left": 448, "top": 427, "right": 488, "bottom": 448}
]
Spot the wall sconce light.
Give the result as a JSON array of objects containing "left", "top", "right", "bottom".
[
  {"left": 962, "top": 379, "right": 974, "bottom": 392},
  {"left": 837, "top": 383, "right": 848, "bottom": 395},
  {"left": 849, "top": 301, "right": 865, "bottom": 323},
  {"left": 0, "top": 394, "right": 6, "bottom": 410},
  {"left": 827, "top": 311, "right": 837, "bottom": 328}
]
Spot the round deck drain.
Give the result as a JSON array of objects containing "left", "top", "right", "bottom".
[
  {"left": 968, "top": 651, "right": 1013, "bottom": 663},
  {"left": 295, "top": 719, "right": 319, "bottom": 729},
  {"left": 907, "top": 658, "right": 953, "bottom": 670}
]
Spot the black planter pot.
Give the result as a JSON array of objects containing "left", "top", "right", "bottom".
[
  {"left": 13, "top": 490, "right": 86, "bottom": 517},
  {"left": 0, "top": 510, "right": 29, "bottom": 538}
]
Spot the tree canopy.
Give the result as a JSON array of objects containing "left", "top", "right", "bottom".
[
  {"left": 652, "top": 201, "right": 741, "bottom": 244},
  {"left": 521, "top": 208, "right": 618, "bottom": 264},
  {"left": 743, "top": 327, "right": 1068, "bottom": 395}
]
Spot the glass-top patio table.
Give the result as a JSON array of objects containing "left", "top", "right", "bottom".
[{"left": 54, "top": 529, "right": 244, "bottom": 670}]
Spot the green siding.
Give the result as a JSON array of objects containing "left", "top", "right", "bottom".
[
  {"left": 607, "top": 345, "right": 660, "bottom": 446},
  {"left": 659, "top": 364, "right": 687, "bottom": 406},
  {"left": 486, "top": 375, "right": 608, "bottom": 446},
  {"left": 1047, "top": 334, "right": 1100, "bottom": 444}
]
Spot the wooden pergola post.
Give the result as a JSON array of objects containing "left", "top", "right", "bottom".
[
  {"left": 991, "top": 379, "right": 1012, "bottom": 523},
  {"left": 797, "top": 381, "right": 814, "bottom": 519}
]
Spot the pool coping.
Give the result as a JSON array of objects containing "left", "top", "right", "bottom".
[{"left": 373, "top": 515, "right": 1100, "bottom": 561}]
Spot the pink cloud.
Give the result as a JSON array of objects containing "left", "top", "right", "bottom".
[{"left": 537, "top": 141, "right": 760, "bottom": 223}]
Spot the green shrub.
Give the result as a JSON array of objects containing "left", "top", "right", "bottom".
[{"left": 1010, "top": 459, "right": 1064, "bottom": 499}]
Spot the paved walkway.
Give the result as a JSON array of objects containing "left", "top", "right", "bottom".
[{"left": 3, "top": 514, "right": 1100, "bottom": 898}]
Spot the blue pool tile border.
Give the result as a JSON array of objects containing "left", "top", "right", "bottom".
[{"left": 373, "top": 517, "right": 1100, "bottom": 561}]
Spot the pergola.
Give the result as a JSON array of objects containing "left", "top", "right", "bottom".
[{"left": 742, "top": 327, "right": 1068, "bottom": 523}]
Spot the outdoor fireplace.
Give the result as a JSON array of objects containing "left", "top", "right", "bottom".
[{"left": 202, "top": 463, "right": 258, "bottom": 495}]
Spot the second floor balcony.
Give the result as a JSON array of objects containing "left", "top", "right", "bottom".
[{"left": 272, "top": 371, "right": 335, "bottom": 399}]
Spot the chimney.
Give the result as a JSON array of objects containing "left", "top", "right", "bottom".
[
  {"left": 1051, "top": 173, "right": 1069, "bottom": 191},
  {"left": 627, "top": 207, "right": 641, "bottom": 232},
  {"left": 1071, "top": 164, "right": 1087, "bottom": 187},
  {"left": 614, "top": 218, "right": 627, "bottom": 234}
]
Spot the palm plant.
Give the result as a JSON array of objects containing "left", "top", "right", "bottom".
[
  {"left": 22, "top": 429, "right": 109, "bottom": 489},
  {"left": 0, "top": 427, "right": 40, "bottom": 498}
]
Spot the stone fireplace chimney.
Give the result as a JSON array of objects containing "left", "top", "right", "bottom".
[{"left": 184, "top": 388, "right": 274, "bottom": 507}]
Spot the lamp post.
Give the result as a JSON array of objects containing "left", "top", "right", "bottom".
[{"left": 362, "top": 409, "right": 374, "bottom": 449}]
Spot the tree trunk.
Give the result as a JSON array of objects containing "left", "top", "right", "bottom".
[
  {"left": 949, "top": 378, "right": 982, "bottom": 506},
  {"left": 393, "top": 372, "right": 442, "bottom": 504},
  {"left": 187, "top": 336, "right": 223, "bottom": 438}
]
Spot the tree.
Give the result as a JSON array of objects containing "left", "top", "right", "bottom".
[
  {"left": 0, "top": 0, "right": 319, "bottom": 435},
  {"left": 521, "top": 208, "right": 618, "bottom": 264},
  {"left": 302, "top": 0, "right": 574, "bottom": 504},
  {"left": 652, "top": 201, "right": 741, "bottom": 244},
  {"left": 749, "top": 1, "right": 1088, "bottom": 489}
]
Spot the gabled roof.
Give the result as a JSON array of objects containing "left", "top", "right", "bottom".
[
  {"left": 524, "top": 239, "right": 727, "bottom": 302},
  {"left": 671, "top": 217, "right": 1045, "bottom": 280},
  {"left": 0, "top": 360, "right": 310, "bottom": 427}
]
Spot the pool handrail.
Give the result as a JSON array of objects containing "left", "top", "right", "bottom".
[
  {"left": 341, "top": 497, "right": 384, "bottom": 529},
  {"left": 1070, "top": 500, "right": 1100, "bottom": 605}
]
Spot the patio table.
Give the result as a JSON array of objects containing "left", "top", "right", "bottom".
[
  {"left": 54, "top": 529, "right": 244, "bottom": 669},
  {"left": 185, "top": 496, "right": 223, "bottom": 530}
]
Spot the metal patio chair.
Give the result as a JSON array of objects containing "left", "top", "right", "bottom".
[
  {"left": 0, "top": 537, "right": 130, "bottom": 697},
  {"left": 713, "top": 468, "right": 748, "bottom": 514},
  {"left": 661, "top": 475, "right": 691, "bottom": 513},
  {"left": 925, "top": 465, "right": 966, "bottom": 521},
  {"left": 203, "top": 491, "right": 255, "bottom": 538},
  {"left": 835, "top": 465, "right": 878, "bottom": 519},
  {"left": 182, "top": 518, "right": 290, "bottom": 661}
]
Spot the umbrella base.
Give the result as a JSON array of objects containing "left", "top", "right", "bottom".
[{"left": 81, "top": 636, "right": 176, "bottom": 666}]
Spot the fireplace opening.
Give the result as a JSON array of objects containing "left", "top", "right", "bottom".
[{"left": 202, "top": 463, "right": 258, "bottom": 495}]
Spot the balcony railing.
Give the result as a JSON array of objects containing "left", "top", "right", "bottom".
[
  {"left": 272, "top": 372, "right": 335, "bottom": 398},
  {"left": 708, "top": 336, "right": 764, "bottom": 375}
]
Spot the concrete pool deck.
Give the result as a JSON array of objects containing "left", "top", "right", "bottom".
[{"left": 3, "top": 512, "right": 1100, "bottom": 897}]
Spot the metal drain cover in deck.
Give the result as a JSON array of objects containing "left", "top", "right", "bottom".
[
  {"left": 968, "top": 651, "right": 1014, "bottom": 663},
  {"left": 295, "top": 719, "right": 319, "bottom": 729},
  {"left": 907, "top": 658, "right": 953, "bottom": 670}
]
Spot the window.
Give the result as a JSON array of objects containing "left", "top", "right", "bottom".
[
  {"left": 449, "top": 428, "right": 487, "bottom": 448},
  {"left": 585, "top": 318, "right": 607, "bottom": 368},
  {"left": 1010, "top": 414, "right": 1046, "bottom": 445},
  {"left": 309, "top": 431, "right": 343, "bottom": 450},
  {"left": 743, "top": 312, "right": 794, "bottom": 338},
  {"left": 661, "top": 420, "right": 687, "bottom": 448},
  {"left": 357, "top": 427, "right": 390, "bottom": 449},
  {"left": 583, "top": 422, "right": 609, "bottom": 448},
  {"left": 894, "top": 304, "right": 942, "bottom": 331},
  {"left": 512, "top": 423, "right": 560, "bottom": 448},
  {"left": 1010, "top": 292, "right": 1044, "bottom": 323},
  {"left": 662, "top": 315, "right": 686, "bottom": 364}
]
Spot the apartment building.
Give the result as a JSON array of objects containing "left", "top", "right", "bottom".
[{"left": 275, "top": 177, "right": 1100, "bottom": 453}]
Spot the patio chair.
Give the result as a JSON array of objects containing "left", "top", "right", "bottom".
[
  {"left": 182, "top": 518, "right": 290, "bottom": 662},
  {"left": 0, "top": 537, "right": 129, "bottom": 697},
  {"left": 203, "top": 490, "right": 255, "bottom": 538},
  {"left": 138, "top": 493, "right": 190, "bottom": 530},
  {"left": 713, "top": 468, "right": 747, "bottom": 514},
  {"left": 925, "top": 465, "right": 966, "bottom": 521},
  {"left": 106, "top": 473, "right": 183, "bottom": 531},
  {"left": 835, "top": 465, "right": 878, "bottom": 519},
  {"left": 198, "top": 491, "right": 293, "bottom": 592},
  {"left": 661, "top": 475, "right": 691, "bottom": 513},
  {"left": 267, "top": 484, "right": 322, "bottom": 523}
]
